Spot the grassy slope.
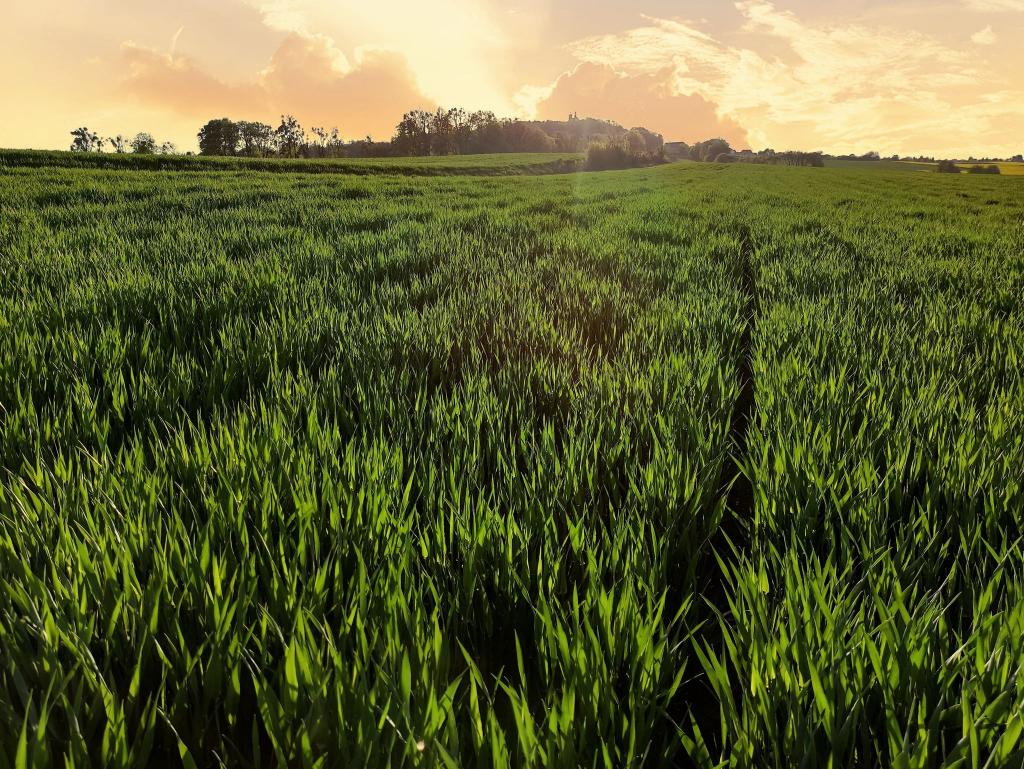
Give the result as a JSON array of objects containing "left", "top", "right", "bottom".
[
  {"left": 823, "top": 158, "right": 936, "bottom": 171},
  {"left": 0, "top": 161, "right": 1022, "bottom": 767},
  {"left": 957, "top": 162, "right": 1024, "bottom": 175},
  {"left": 824, "top": 157, "right": 1024, "bottom": 175},
  {"left": 0, "top": 148, "right": 583, "bottom": 176}
]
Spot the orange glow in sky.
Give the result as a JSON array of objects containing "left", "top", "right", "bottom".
[{"left": 2, "top": 0, "right": 1023, "bottom": 156}]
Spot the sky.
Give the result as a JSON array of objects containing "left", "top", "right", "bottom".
[{"left": 2, "top": 0, "right": 1023, "bottom": 157}]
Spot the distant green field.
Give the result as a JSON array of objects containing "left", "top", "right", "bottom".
[
  {"left": 957, "top": 162, "right": 1024, "bottom": 175},
  {"left": 823, "top": 158, "right": 935, "bottom": 171},
  {"left": 1, "top": 157, "right": 1022, "bottom": 767},
  {"left": 0, "top": 148, "right": 583, "bottom": 176},
  {"left": 824, "top": 157, "right": 1024, "bottom": 175}
]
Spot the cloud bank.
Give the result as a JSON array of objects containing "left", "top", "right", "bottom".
[
  {"left": 526, "top": 1, "right": 1024, "bottom": 156},
  {"left": 120, "top": 33, "right": 431, "bottom": 140},
  {"left": 3, "top": 0, "right": 1023, "bottom": 155},
  {"left": 530, "top": 63, "right": 748, "bottom": 146}
]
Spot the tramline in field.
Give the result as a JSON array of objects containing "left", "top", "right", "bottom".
[{"left": 0, "top": 156, "right": 1022, "bottom": 767}]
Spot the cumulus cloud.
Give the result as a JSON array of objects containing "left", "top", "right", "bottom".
[
  {"left": 971, "top": 26, "right": 998, "bottom": 44},
  {"left": 6, "top": 0, "right": 1024, "bottom": 154},
  {"left": 260, "top": 34, "right": 430, "bottom": 137},
  {"left": 120, "top": 32, "right": 431, "bottom": 140},
  {"left": 242, "top": 0, "right": 517, "bottom": 111},
  {"left": 529, "top": 62, "right": 748, "bottom": 146},
  {"left": 120, "top": 44, "right": 268, "bottom": 117},
  {"left": 554, "top": 1, "right": 1023, "bottom": 156}
]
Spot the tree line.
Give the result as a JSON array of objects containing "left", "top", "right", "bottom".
[
  {"left": 666, "top": 139, "right": 825, "bottom": 167},
  {"left": 69, "top": 118, "right": 1021, "bottom": 172},
  {"left": 70, "top": 110, "right": 666, "bottom": 162},
  {"left": 70, "top": 127, "right": 176, "bottom": 155},
  {"left": 938, "top": 160, "right": 1001, "bottom": 174},
  {"left": 196, "top": 110, "right": 665, "bottom": 159}
]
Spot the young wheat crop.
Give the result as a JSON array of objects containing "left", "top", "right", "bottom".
[{"left": 0, "top": 158, "right": 1021, "bottom": 767}]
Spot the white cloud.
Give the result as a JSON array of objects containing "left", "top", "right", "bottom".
[
  {"left": 963, "top": 0, "right": 1024, "bottom": 11},
  {"left": 520, "top": 62, "right": 750, "bottom": 145},
  {"left": 257, "top": 0, "right": 313, "bottom": 34},
  {"left": 120, "top": 33, "right": 430, "bottom": 140},
  {"left": 556, "top": 1, "right": 1023, "bottom": 156},
  {"left": 170, "top": 26, "right": 185, "bottom": 57},
  {"left": 971, "top": 25, "right": 997, "bottom": 43},
  {"left": 242, "top": 0, "right": 517, "bottom": 112},
  {"left": 512, "top": 82, "right": 555, "bottom": 117}
]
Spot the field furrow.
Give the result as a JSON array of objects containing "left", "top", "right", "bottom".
[{"left": 1, "top": 159, "right": 1022, "bottom": 767}]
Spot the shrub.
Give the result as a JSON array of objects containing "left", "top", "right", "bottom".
[
  {"left": 690, "top": 138, "right": 733, "bottom": 162},
  {"left": 767, "top": 151, "right": 824, "bottom": 167},
  {"left": 937, "top": 160, "right": 961, "bottom": 174},
  {"left": 732, "top": 150, "right": 824, "bottom": 168},
  {"left": 966, "top": 164, "right": 1001, "bottom": 174},
  {"left": 130, "top": 133, "right": 158, "bottom": 155},
  {"left": 585, "top": 139, "right": 663, "bottom": 171}
]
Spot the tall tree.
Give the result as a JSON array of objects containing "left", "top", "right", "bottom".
[
  {"left": 275, "top": 115, "right": 305, "bottom": 158},
  {"left": 628, "top": 127, "right": 664, "bottom": 155},
  {"left": 310, "top": 127, "right": 329, "bottom": 157},
  {"left": 237, "top": 121, "right": 273, "bottom": 157},
  {"left": 465, "top": 111, "right": 500, "bottom": 153},
  {"left": 393, "top": 110, "right": 433, "bottom": 155},
  {"left": 198, "top": 118, "right": 240, "bottom": 156},
  {"left": 430, "top": 108, "right": 457, "bottom": 155},
  {"left": 130, "top": 133, "right": 158, "bottom": 154},
  {"left": 691, "top": 138, "right": 732, "bottom": 162},
  {"left": 108, "top": 135, "right": 128, "bottom": 154},
  {"left": 70, "top": 127, "right": 103, "bottom": 152}
]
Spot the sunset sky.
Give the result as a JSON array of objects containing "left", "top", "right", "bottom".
[{"left": 3, "top": 0, "right": 1023, "bottom": 156}]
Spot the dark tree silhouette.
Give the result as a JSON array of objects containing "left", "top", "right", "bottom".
[
  {"left": 690, "top": 138, "right": 733, "bottom": 162},
  {"left": 130, "top": 133, "right": 158, "bottom": 154},
  {"left": 187, "top": 108, "right": 668, "bottom": 161},
  {"left": 761, "top": 151, "right": 824, "bottom": 167},
  {"left": 627, "top": 127, "right": 664, "bottom": 155},
  {"left": 70, "top": 127, "right": 103, "bottom": 153},
  {"left": 310, "top": 126, "right": 329, "bottom": 157},
  {"left": 275, "top": 115, "right": 305, "bottom": 158},
  {"left": 393, "top": 110, "right": 434, "bottom": 155},
  {"left": 108, "top": 135, "right": 128, "bottom": 154},
  {"left": 237, "top": 121, "right": 273, "bottom": 157},
  {"left": 198, "top": 118, "right": 240, "bottom": 156}
]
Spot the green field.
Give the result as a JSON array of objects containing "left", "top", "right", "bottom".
[
  {"left": 957, "top": 163, "right": 1024, "bottom": 176},
  {"left": 1, "top": 155, "right": 1022, "bottom": 767},
  {"left": 823, "top": 157, "right": 1024, "bottom": 175},
  {"left": 0, "top": 149, "right": 584, "bottom": 176},
  {"left": 822, "top": 158, "right": 936, "bottom": 172}
]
